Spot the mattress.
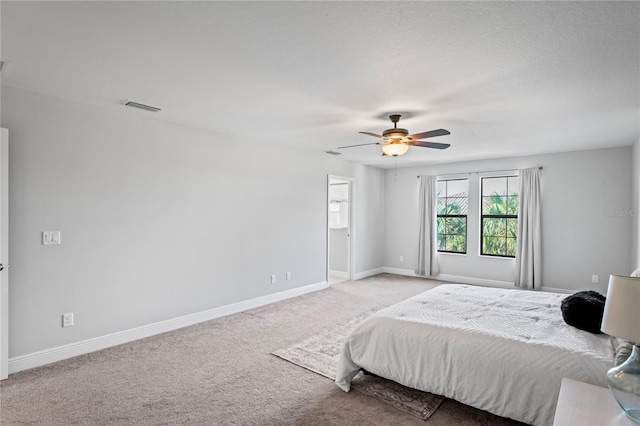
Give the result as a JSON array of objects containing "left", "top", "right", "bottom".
[{"left": 335, "top": 284, "right": 613, "bottom": 426}]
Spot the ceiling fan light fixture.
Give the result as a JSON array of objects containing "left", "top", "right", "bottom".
[{"left": 382, "top": 142, "right": 409, "bottom": 157}]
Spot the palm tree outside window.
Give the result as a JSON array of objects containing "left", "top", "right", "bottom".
[
  {"left": 436, "top": 179, "right": 468, "bottom": 254},
  {"left": 481, "top": 176, "right": 519, "bottom": 257}
]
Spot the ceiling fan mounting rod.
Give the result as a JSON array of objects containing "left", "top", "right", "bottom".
[
  {"left": 382, "top": 114, "right": 408, "bottom": 139},
  {"left": 389, "top": 114, "right": 401, "bottom": 128}
]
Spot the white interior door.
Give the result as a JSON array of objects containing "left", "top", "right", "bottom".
[{"left": 1, "top": 128, "right": 8, "bottom": 380}]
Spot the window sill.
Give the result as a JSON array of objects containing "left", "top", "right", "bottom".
[
  {"left": 438, "top": 251, "right": 467, "bottom": 257},
  {"left": 478, "top": 254, "right": 516, "bottom": 261}
]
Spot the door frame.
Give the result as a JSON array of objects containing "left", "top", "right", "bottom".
[
  {"left": 327, "top": 175, "right": 355, "bottom": 284},
  {"left": 1, "top": 128, "right": 8, "bottom": 380}
]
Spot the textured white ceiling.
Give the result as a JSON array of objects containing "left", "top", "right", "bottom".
[{"left": 2, "top": 1, "right": 639, "bottom": 168}]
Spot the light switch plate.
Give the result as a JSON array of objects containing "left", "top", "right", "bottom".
[
  {"left": 62, "top": 313, "right": 74, "bottom": 327},
  {"left": 42, "top": 231, "right": 61, "bottom": 245}
]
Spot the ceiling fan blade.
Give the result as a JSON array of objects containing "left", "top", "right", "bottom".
[
  {"left": 411, "top": 141, "right": 451, "bottom": 150},
  {"left": 337, "top": 142, "right": 380, "bottom": 149},
  {"left": 359, "top": 131, "right": 383, "bottom": 138},
  {"left": 408, "top": 129, "right": 450, "bottom": 140}
]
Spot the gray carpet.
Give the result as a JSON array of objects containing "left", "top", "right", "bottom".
[
  {"left": 0, "top": 274, "right": 526, "bottom": 425},
  {"left": 272, "top": 308, "right": 444, "bottom": 420}
]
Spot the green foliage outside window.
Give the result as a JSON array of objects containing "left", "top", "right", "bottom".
[
  {"left": 436, "top": 179, "right": 468, "bottom": 254},
  {"left": 481, "top": 176, "right": 519, "bottom": 257}
]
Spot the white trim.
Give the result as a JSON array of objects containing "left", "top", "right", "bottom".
[
  {"left": 385, "top": 268, "right": 576, "bottom": 293},
  {"left": 327, "top": 175, "right": 355, "bottom": 283},
  {"left": 478, "top": 254, "right": 517, "bottom": 261},
  {"left": 8, "top": 281, "right": 328, "bottom": 374},
  {"left": 539, "top": 286, "right": 573, "bottom": 294},
  {"left": 353, "top": 267, "right": 384, "bottom": 280},
  {"left": 0, "top": 129, "right": 8, "bottom": 380},
  {"left": 382, "top": 267, "right": 514, "bottom": 289},
  {"left": 382, "top": 267, "right": 421, "bottom": 277},
  {"left": 437, "top": 273, "right": 515, "bottom": 289},
  {"left": 329, "top": 270, "right": 348, "bottom": 279}
]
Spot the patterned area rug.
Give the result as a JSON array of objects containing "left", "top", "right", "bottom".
[{"left": 272, "top": 308, "right": 444, "bottom": 420}]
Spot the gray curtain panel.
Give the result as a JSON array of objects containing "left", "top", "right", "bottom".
[
  {"left": 515, "top": 167, "right": 541, "bottom": 289},
  {"left": 416, "top": 175, "right": 439, "bottom": 277}
]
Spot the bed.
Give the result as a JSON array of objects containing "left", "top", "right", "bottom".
[{"left": 335, "top": 284, "right": 614, "bottom": 426}]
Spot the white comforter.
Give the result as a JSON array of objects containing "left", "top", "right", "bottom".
[{"left": 335, "top": 284, "right": 613, "bottom": 426}]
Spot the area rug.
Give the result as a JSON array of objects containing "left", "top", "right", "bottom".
[{"left": 272, "top": 308, "right": 444, "bottom": 420}]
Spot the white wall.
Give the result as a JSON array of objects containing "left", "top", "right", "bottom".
[
  {"left": 4, "top": 82, "right": 632, "bottom": 367},
  {"left": 354, "top": 170, "right": 385, "bottom": 276},
  {"left": 2, "top": 86, "right": 385, "bottom": 360},
  {"left": 384, "top": 148, "right": 633, "bottom": 292}
]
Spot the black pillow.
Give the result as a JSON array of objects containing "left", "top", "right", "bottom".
[{"left": 560, "top": 290, "right": 606, "bottom": 334}]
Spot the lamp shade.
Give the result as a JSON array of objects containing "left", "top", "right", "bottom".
[
  {"left": 601, "top": 275, "right": 640, "bottom": 343},
  {"left": 382, "top": 143, "right": 409, "bottom": 157}
]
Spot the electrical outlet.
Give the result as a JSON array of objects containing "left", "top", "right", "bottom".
[
  {"left": 592, "top": 275, "right": 599, "bottom": 284},
  {"left": 399, "top": 256, "right": 404, "bottom": 263},
  {"left": 62, "top": 313, "right": 74, "bottom": 328},
  {"left": 286, "top": 272, "right": 291, "bottom": 280},
  {"left": 42, "top": 231, "right": 61, "bottom": 245},
  {"left": 271, "top": 274, "right": 276, "bottom": 284}
]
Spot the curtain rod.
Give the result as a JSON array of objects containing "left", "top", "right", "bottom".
[{"left": 417, "top": 166, "right": 542, "bottom": 179}]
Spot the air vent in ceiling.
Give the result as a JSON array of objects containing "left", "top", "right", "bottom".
[
  {"left": 124, "top": 100, "right": 162, "bottom": 113},
  {"left": 325, "top": 150, "right": 342, "bottom": 156}
]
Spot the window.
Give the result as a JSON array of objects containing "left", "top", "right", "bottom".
[
  {"left": 481, "top": 176, "right": 519, "bottom": 257},
  {"left": 436, "top": 179, "right": 468, "bottom": 254},
  {"left": 329, "top": 200, "right": 341, "bottom": 227}
]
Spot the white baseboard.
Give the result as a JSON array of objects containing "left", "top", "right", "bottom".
[
  {"left": 352, "top": 267, "right": 384, "bottom": 281},
  {"left": 329, "top": 270, "right": 348, "bottom": 279},
  {"left": 8, "top": 281, "right": 328, "bottom": 375},
  {"left": 384, "top": 268, "right": 575, "bottom": 293},
  {"left": 539, "top": 286, "right": 573, "bottom": 294},
  {"left": 382, "top": 267, "right": 421, "bottom": 277},
  {"left": 437, "top": 273, "right": 515, "bottom": 289},
  {"left": 382, "top": 267, "right": 514, "bottom": 288}
]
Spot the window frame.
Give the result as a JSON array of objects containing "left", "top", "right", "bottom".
[
  {"left": 480, "top": 175, "right": 518, "bottom": 258},
  {"left": 436, "top": 178, "right": 468, "bottom": 255}
]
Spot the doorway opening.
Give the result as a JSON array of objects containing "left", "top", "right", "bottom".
[{"left": 327, "top": 176, "right": 353, "bottom": 285}]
